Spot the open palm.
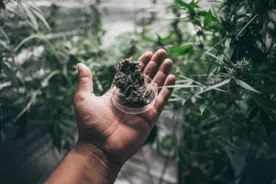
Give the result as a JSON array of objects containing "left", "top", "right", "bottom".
[{"left": 74, "top": 49, "right": 175, "bottom": 164}]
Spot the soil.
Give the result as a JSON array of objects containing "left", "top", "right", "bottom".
[{"left": 113, "top": 57, "right": 150, "bottom": 107}]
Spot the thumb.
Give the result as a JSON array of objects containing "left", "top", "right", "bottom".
[{"left": 76, "top": 63, "right": 94, "bottom": 94}]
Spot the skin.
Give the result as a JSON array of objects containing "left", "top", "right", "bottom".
[{"left": 45, "top": 49, "right": 176, "bottom": 184}]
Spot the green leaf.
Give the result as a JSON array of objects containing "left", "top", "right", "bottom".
[
  {"left": 41, "top": 70, "right": 61, "bottom": 88},
  {"left": 59, "top": 121, "right": 76, "bottom": 136},
  {"left": 234, "top": 14, "right": 258, "bottom": 41},
  {"left": 168, "top": 4, "right": 182, "bottom": 9},
  {"left": 203, "top": 10, "right": 217, "bottom": 28},
  {"left": 252, "top": 95, "right": 276, "bottom": 117},
  {"left": 175, "top": 0, "right": 198, "bottom": 12},
  {"left": 32, "top": 8, "right": 51, "bottom": 32},
  {"left": 157, "top": 34, "right": 163, "bottom": 42},
  {"left": 189, "top": 0, "right": 199, "bottom": 9},
  {"left": 235, "top": 79, "right": 261, "bottom": 93},
  {"left": 1, "top": 62, "right": 18, "bottom": 86},
  {"left": 163, "top": 31, "right": 174, "bottom": 42},
  {"left": 199, "top": 105, "right": 206, "bottom": 115},
  {"left": 189, "top": 19, "right": 201, "bottom": 26},
  {"left": 30, "top": 4, "right": 44, "bottom": 15},
  {"left": 202, "top": 50, "right": 224, "bottom": 64},
  {"left": 252, "top": 95, "right": 276, "bottom": 110},
  {"left": 22, "top": 4, "right": 39, "bottom": 31},
  {"left": 141, "top": 28, "right": 153, "bottom": 43},
  {"left": 257, "top": 85, "right": 276, "bottom": 94},
  {"left": 255, "top": 73, "right": 276, "bottom": 83},
  {"left": 202, "top": 59, "right": 222, "bottom": 67},
  {"left": 198, "top": 10, "right": 208, "bottom": 17},
  {"left": 0, "top": 28, "right": 10, "bottom": 43},
  {"left": 158, "top": 135, "right": 176, "bottom": 156},
  {"left": 175, "top": 0, "right": 189, "bottom": 9},
  {"left": 191, "top": 96, "right": 196, "bottom": 103},
  {"left": 28, "top": 120, "right": 50, "bottom": 126},
  {"left": 14, "top": 34, "right": 42, "bottom": 52},
  {"left": 13, "top": 91, "right": 39, "bottom": 122},
  {"left": 195, "top": 78, "right": 231, "bottom": 96},
  {"left": 142, "top": 36, "right": 153, "bottom": 43},
  {"left": 168, "top": 45, "right": 193, "bottom": 56},
  {"left": 51, "top": 122, "right": 62, "bottom": 149}
]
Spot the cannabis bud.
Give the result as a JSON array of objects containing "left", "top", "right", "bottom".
[{"left": 113, "top": 57, "right": 150, "bottom": 107}]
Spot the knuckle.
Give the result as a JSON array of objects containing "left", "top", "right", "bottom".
[
  {"left": 79, "top": 77, "right": 92, "bottom": 84},
  {"left": 151, "top": 108, "right": 159, "bottom": 119},
  {"left": 139, "top": 61, "right": 145, "bottom": 68},
  {"left": 159, "top": 93, "right": 168, "bottom": 102},
  {"left": 74, "top": 92, "right": 87, "bottom": 103}
]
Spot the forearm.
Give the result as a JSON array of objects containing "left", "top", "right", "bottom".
[{"left": 45, "top": 141, "right": 122, "bottom": 184}]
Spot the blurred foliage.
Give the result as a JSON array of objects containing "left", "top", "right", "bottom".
[
  {"left": 164, "top": 0, "right": 276, "bottom": 183},
  {"left": 0, "top": 1, "right": 123, "bottom": 148},
  {"left": 118, "top": 0, "right": 276, "bottom": 183},
  {"left": 1, "top": 0, "right": 276, "bottom": 183}
]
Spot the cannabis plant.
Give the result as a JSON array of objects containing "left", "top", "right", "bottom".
[
  {"left": 127, "top": 0, "right": 276, "bottom": 183},
  {"left": 167, "top": 0, "right": 276, "bottom": 183},
  {"left": 0, "top": 2, "right": 117, "bottom": 148}
]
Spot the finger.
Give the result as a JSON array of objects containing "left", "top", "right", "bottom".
[
  {"left": 152, "top": 58, "right": 173, "bottom": 87},
  {"left": 154, "top": 75, "right": 176, "bottom": 115},
  {"left": 138, "top": 51, "right": 153, "bottom": 71},
  {"left": 143, "top": 49, "right": 166, "bottom": 79},
  {"left": 76, "top": 63, "right": 93, "bottom": 94}
]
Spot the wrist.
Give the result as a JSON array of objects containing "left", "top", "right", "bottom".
[{"left": 72, "top": 141, "right": 122, "bottom": 183}]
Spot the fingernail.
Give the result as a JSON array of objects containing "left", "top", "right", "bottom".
[
  {"left": 77, "top": 63, "right": 84, "bottom": 69},
  {"left": 77, "top": 63, "right": 83, "bottom": 73},
  {"left": 159, "top": 48, "right": 167, "bottom": 53}
]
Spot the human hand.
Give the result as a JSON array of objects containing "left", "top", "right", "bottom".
[
  {"left": 74, "top": 49, "right": 175, "bottom": 165},
  {"left": 45, "top": 49, "right": 175, "bottom": 184}
]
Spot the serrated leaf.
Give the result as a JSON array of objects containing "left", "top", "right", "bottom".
[{"left": 235, "top": 79, "right": 261, "bottom": 94}]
